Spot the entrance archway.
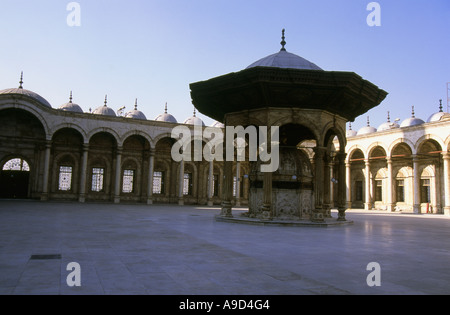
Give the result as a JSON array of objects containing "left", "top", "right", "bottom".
[{"left": 0, "top": 158, "right": 31, "bottom": 198}]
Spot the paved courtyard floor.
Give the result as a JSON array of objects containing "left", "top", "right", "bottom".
[{"left": 1, "top": 200, "right": 450, "bottom": 295}]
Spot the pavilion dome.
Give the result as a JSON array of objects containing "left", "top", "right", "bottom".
[
  {"left": 427, "top": 100, "right": 450, "bottom": 122},
  {"left": 400, "top": 107, "right": 424, "bottom": 128},
  {"left": 184, "top": 109, "right": 205, "bottom": 126},
  {"left": 0, "top": 73, "right": 52, "bottom": 108},
  {"left": 357, "top": 117, "right": 377, "bottom": 135},
  {"left": 155, "top": 103, "right": 177, "bottom": 123},
  {"left": 59, "top": 92, "right": 83, "bottom": 113},
  {"left": 377, "top": 112, "right": 400, "bottom": 131},
  {"left": 125, "top": 99, "right": 147, "bottom": 120},
  {"left": 92, "top": 95, "right": 116, "bottom": 117},
  {"left": 246, "top": 29, "right": 322, "bottom": 71}
]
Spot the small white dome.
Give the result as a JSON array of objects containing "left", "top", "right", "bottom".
[
  {"left": 59, "top": 102, "right": 83, "bottom": 113},
  {"left": 210, "top": 121, "right": 225, "bottom": 128},
  {"left": 59, "top": 92, "right": 83, "bottom": 113},
  {"left": 92, "top": 96, "right": 116, "bottom": 117},
  {"left": 0, "top": 73, "right": 52, "bottom": 108},
  {"left": 155, "top": 103, "right": 177, "bottom": 123},
  {"left": 400, "top": 106, "right": 424, "bottom": 128},
  {"left": 125, "top": 99, "right": 146, "bottom": 120},
  {"left": 427, "top": 101, "right": 450, "bottom": 122},
  {"left": 357, "top": 126, "right": 377, "bottom": 135},
  {"left": 184, "top": 109, "right": 205, "bottom": 126},
  {"left": 346, "top": 129, "right": 357, "bottom": 137},
  {"left": 357, "top": 117, "right": 377, "bottom": 135},
  {"left": 378, "top": 113, "right": 399, "bottom": 131}
]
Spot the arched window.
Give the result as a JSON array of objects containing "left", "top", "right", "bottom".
[{"left": 2, "top": 158, "right": 30, "bottom": 171}]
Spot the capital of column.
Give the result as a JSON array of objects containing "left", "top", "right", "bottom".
[
  {"left": 442, "top": 152, "right": 450, "bottom": 160},
  {"left": 82, "top": 143, "right": 89, "bottom": 152},
  {"left": 149, "top": 148, "right": 156, "bottom": 156}
]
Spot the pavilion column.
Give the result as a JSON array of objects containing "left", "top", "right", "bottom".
[
  {"left": 147, "top": 148, "right": 155, "bottom": 205},
  {"left": 337, "top": 152, "right": 347, "bottom": 221},
  {"left": 345, "top": 162, "right": 352, "bottom": 209},
  {"left": 78, "top": 144, "right": 89, "bottom": 203},
  {"left": 442, "top": 153, "right": 450, "bottom": 216},
  {"left": 387, "top": 158, "right": 394, "bottom": 212},
  {"left": 412, "top": 155, "right": 420, "bottom": 214},
  {"left": 220, "top": 160, "right": 233, "bottom": 217},
  {"left": 235, "top": 161, "right": 241, "bottom": 207},
  {"left": 113, "top": 146, "right": 122, "bottom": 204},
  {"left": 207, "top": 160, "right": 214, "bottom": 206},
  {"left": 364, "top": 159, "right": 372, "bottom": 210},
  {"left": 260, "top": 170, "right": 273, "bottom": 220},
  {"left": 178, "top": 159, "right": 184, "bottom": 205},
  {"left": 40, "top": 141, "right": 52, "bottom": 201},
  {"left": 323, "top": 153, "right": 332, "bottom": 218},
  {"left": 312, "top": 147, "right": 326, "bottom": 222}
]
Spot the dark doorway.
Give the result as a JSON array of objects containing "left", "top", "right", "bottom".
[
  {"left": 1, "top": 158, "right": 31, "bottom": 199},
  {"left": 0, "top": 170, "right": 30, "bottom": 198}
]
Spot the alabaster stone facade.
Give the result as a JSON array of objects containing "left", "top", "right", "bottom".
[
  {"left": 0, "top": 86, "right": 249, "bottom": 206},
  {"left": 343, "top": 111, "right": 450, "bottom": 215}
]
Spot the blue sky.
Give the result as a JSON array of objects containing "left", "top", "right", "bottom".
[{"left": 0, "top": 0, "right": 449, "bottom": 131}]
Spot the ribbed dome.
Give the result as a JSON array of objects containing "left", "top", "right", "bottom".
[
  {"left": 400, "top": 107, "right": 424, "bottom": 128},
  {"left": 59, "top": 92, "right": 83, "bottom": 113},
  {"left": 184, "top": 109, "right": 205, "bottom": 126},
  {"left": 92, "top": 96, "right": 116, "bottom": 117},
  {"left": 155, "top": 103, "right": 177, "bottom": 123},
  {"left": 247, "top": 50, "right": 323, "bottom": 71},
  {"left": 0, "top": 73, "right": 52, "bottom": 108},
  {"left": 125, "top": 99, "right": 147, "bottom": 120},
  {"left": 246, "top": 30, "right": 322, "bottom": 71}
]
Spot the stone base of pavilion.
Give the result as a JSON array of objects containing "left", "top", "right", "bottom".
[{"left": 215, "top": 214, "right": 353, "bottom": 227}]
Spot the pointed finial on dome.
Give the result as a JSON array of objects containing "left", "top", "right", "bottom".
[
  {"left": 411, "top": 106, "right": 415, "bottom": 118},
  {"left": 349, "top": 122, "right": 352, "bottom": 130},
  {"left": 439, "top": 99, "right": 443, "bottom": 112},
  {"left": 387, "top": 111, "right": 391, "bottom": 123},
  {"left": 19, "top": 71, "right": 23, "bottom": 89},
  {"left": 280, "top": 29, "right": 286, "bottom": 51},
  {"left": 164, "top": 102, "right": 168, "bottom": 114},
  {"left": 193, "top": 107, "right": 197, "bottom": 117},
  {"left": 69, "top": 91, "right": 73, "bottom": 103},
  {"left": 104, "top": 95, "right": 108, "bottom": 107},
  {"left": 367, "top": 116, "right": 370, "bottom": 127},
  {"left": 134, "top": 98, "right": 138, "bottom": 110}
]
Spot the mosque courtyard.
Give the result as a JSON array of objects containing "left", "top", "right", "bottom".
[{"left": 0, "top": 200, "right": 449, "bottom": 295}]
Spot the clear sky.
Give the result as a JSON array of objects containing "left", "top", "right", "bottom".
[{"left": 0, "top": 0, "right": 449, "bottom": 131}]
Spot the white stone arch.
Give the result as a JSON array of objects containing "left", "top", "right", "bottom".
[
  {"left": 152, "top": 132, "right": 175, "bottom": 149},
  {"left": 388, "top": 138, "right": 416, "bottom": 157},
  {"left": 0, "top": 102, "right": 51, "bottom": 140},
  {"left": 367, "top": 141, "right": 389, "bottom": 159},
  {"left": 346, "top": 145, "right": 366, "bottom": 163},
  {"left": 51, "top": 123, "right": 88, "bottom": 144},
  {"left": 321, "top": 121, "right": 346, "bottom": 153},
  {"left": 119, "top": 130, "right": 153, "bottom": 148},
  {"left": 87, "top": 127, "right": 120, "bottom": 146},
  {"left": 445, "top": 134, "right": 450, "bottom": 152},
  {"left": 415, "top": 134, "right": 445, "bottom": 153}
]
